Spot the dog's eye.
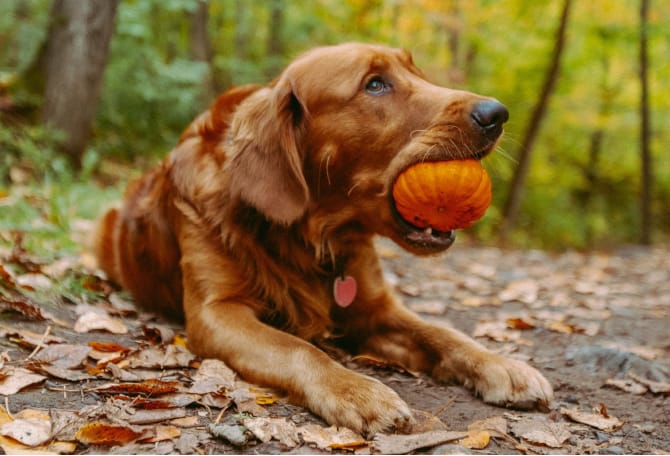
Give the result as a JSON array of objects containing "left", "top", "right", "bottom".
[{"left": 365, "top": 77, "right": 389, "bottom": 95}]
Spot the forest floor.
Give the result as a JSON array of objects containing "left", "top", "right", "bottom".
[{"left": 0, "top": 221, "right": 668, "bottom": 454}]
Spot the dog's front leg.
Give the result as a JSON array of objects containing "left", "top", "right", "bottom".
[
  {"left": 184, "top": 298, "right": 413, "bottom": 436},
  {"left": 347, "top": 299, "right": 553, "bottom": 409},
  {"left": 176, "top": 230, "right": 411, "bottom": 436},
  {"left": 339, "top": 247, "right": 553, "bottom": 410}
]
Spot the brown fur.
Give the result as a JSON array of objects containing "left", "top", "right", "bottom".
[{"left": 94, "top": 43, "right": 552, "bottom": 436}]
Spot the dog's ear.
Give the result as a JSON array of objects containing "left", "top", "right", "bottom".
[{"left": 226, "top": 77, "right": 309, "bottom": 225}]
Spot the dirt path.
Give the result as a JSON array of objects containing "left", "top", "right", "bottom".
[{"left": 0, "top": 239, "right": 668, "bottom": 454}]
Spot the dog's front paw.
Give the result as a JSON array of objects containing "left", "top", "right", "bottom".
[
  {"left": 472, "top": 354, "right": 554, "bottom": 409},
  {"left": 305, "top": 368, "right": 413, "bottom": 437}
]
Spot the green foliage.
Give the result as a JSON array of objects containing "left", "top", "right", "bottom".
[
  {"left": 0, "top": 124, "right": 67, "bottom": 184},
  {"left": 0, "top": 0, "right": 668, "bottom": 249}
]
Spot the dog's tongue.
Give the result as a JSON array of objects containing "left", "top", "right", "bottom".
[{"left": 333, "top": 276, "right": 357, "bottom": 307}]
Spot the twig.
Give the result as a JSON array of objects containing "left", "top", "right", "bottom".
[
  {"left": 4, "top": 396, "right": 13, "bottom": 419},
  {"left": 25, "top": 325, "right": 52, "bottom": 361}
]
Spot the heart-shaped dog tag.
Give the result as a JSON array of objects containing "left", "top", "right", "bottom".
[{"left": 333, "top": 276, "right": 357, "bottom": 308}]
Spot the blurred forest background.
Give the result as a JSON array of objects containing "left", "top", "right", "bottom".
[{"left": 0, "top": 0, "right": 668, "bottom": 251}]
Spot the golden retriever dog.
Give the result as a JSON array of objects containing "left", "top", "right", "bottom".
[{"left": 94, "top": 43, "right": 553, "bottom": 436}]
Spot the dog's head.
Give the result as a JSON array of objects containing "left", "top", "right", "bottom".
[{"left": 225, "top": 43, "right": 507, "bottom": 254}]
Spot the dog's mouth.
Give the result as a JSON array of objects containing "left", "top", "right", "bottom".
[
  {"left": 389, "top": 193, "right": 456, "bottom": 253},
  {"left": 387, "top": 145, "right": 494, "bottom": 254}
]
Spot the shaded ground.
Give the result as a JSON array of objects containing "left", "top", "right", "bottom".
[{"left": 0, "top": 237, "right": 668, "bottom": 454}]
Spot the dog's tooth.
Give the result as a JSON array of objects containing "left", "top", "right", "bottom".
[{"left": 424, "top": 227, "right": 433, "bottom": 236}]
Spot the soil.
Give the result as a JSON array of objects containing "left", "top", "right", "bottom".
[{"left": 1, "top": 239, "right": 669, "bottom": 454}]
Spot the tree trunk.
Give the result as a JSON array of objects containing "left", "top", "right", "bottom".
[
  {"left": 265, "top": 0, "right": 284, "bottom": 78},
  {"left": 41, "top": 0, "right": 119, "bottom": 168},
  {"left": 499, "top": 0, "right": 572, "bottom": 241},
  {"left": 639, "top": 0, "right": 652, "bottom": 245},
  {"left": 189, "top": 0, "right": 218, "bottom": 102}
]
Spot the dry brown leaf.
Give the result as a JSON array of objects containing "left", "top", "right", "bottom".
[
  {"left": 125, "top": 345, "right": 196, "bottom": 369},
  {"left": 16, "top": 273, "right": 52, "bottom": 290},
  {"left": 409, "top": 409, "right": 447, "bottom": 433},
  {"left": 33, "top": 343, "right": 90, "bottom": 368},
  {"left": 467, "top": 416, "right": 508, "bottom": 438},
  {"left": 509, "top": 417, "right": 571, "bottom": 448},
  {"left": 229, "top": 386, "right": 268, "bottom": 417},
  {"left": 75, "top": 422, "right": 142, "bottom": 446},
  {"left": 137, "top": 425, "right": 181, "bottom": 443},
  {"left": 506, "top": 317, "right": 536, "bottom": 330},
  {"left": 459, "top": 430, "right": 491, "bottom": 449},
  {"left": 605, "top": 378, "right": 647, "bottom": 395},
  {"left": 0, "top": 367, "right": 46, "bottom": 395},
  {"left": 560, "top": 407, "right": 623, "bottom": 432},
  {"left": 372, "top": 430, "right": 466, "bottom": 454},
  {"left": 93, "top": 378, "right": 183, "bottom": 395},
  {"left": 171, "top": 416, "right": 200, "bottom": 428},
  {"left": 188, "top": 358, "right": 236, "bottom": 394},
  {"left": 545, "top": 320, "right": 581, "bottom": 335},
  {"left": 0, "top": 324, "right": 65, "bottom": 347},
  {"left": 1, "top": 418, "right": 51, "bottom": 447},
  {"left": 243, "top": 417, "right": 299, "bottom": 447},
  {"left": 300, "top": 424, "right": 366, "bottom": 451},
  {"left": 74, "top": 311, "right": 128, "bottom": 334},
  {"left": 628, "top": 372, "right": 670, "bottom": 394},
  {"left": 498, "top": 279, "right": 539, "bottom": 304},
  {"left": 88, "top": 341, "right": 131, "bottom": 353},
  {"left": 0, "top": 297, "right": 46, "bottom": 320},
  {"left": 472, "top": 321, "right": 522, "bottom": 343},
  {"left": 125, "top": 408, "right": 187, "bottom": 425}
]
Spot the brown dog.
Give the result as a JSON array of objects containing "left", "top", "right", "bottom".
[{"left": 94, "top": 43, "right": 553, "bottom": 436}]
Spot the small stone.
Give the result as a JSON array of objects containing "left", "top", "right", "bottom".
[
  {"left": 598, "top": 445, "right": 625, "bottom": 455},
  {"left": 208, "top": 423, "right": 252, "bottom": 447}
]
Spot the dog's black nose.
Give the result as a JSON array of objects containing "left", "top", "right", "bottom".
[{"left": 471, "top": 100, "right": 509, "bottom": 136}]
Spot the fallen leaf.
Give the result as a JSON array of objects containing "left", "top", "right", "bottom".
[
  {"left": 172, "top": 333, "right": 188, "bottom": 348},
  {"left": 409, "top": 300, "right": 448, "bottom": 314},
  {"left": 0, "top": 297, "right": 46, "bottom": 320},
  {"left": 93, "top": 379, "right": 183, "bottom": 395},
  {"left": 545, "top": 320, "right": 582, "bottom": 335},
  {"left": 16, "top": 273, "right": 52, "bottom": 290},
  {"left": 125, "top": 345, "right": 196, "bottom": 369},
  {"left": 75, "top": 422, "right": 142, "bottom": 446},
  {"left": 628, "top": 372, "right": 670, "bottom": 394},
  {"left": 243, "top": 417, "right": 299, "bottom": 448},
  {"left": 88, "top": 341, "right": 131, "bottom": 353},
  {"left": 141, "top": 324, "right": 175, "bottom": 345},
  {"left": 409, "top": 409, "right": 447, "bottom": 433},
  {"left": 560, "top": 407, "right": 624, "bottom": 432},
  {"left": 74, "top": 311, "right": 127, "bottom": 334},
  {"left": 200, "top": 392, "right": 233, "bottom": 409},
  {"left": 509, "top": 417, "right": 571, "bottom": 448},
  {"left": 459, "top": 430, "right": 490, "bottom": 449},
  {"left": 301, "top": 424, "right": 366, "bottom": 451},
  {"left": 0, "top": 367, "right": 46, "bottom": 395},
  {"left": 506, "top": 317, "right": 536, "bottom": 330},
  {"left": 125, "top": 408, "right": 188, "bottom": 425},
  {"left": 467, "top": 416, "right": 508, "bottom": 438},
  {"left": 605, "top": 378, "right": 647, "bottom": 395},
  {"left": 472, "top": 321, "right": 522, "bottom": 343},
  {"left": 372, "top": 430, "right": 466, "bottom": 454},
  {"left": 188, "top": 358, "right": 237, "bottom": 394},
  {"left": 34, "top": 343, "right": 90, "bottom": 369},
  {"left": 229, "top": 385, "right": 268, "bottom": 417},
  {"left": 171, "top": 416, "right": 200, "bottom": 428},
  {"left": 1, "top": 418, "right": 51, "bottom": 447},
  {"left": 0, "top": 324, "right": 65, "bottom": 347},
  {"left": 498, "top": 279, "right": 539, "bottom": 304},
  {"left": 138, "top": 425, "right": 181, "bottom": 443}
]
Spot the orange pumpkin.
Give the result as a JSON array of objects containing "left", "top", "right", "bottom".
[{"left": 392, "top": 159, "right": 492, "bottom": 231}]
